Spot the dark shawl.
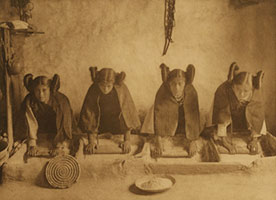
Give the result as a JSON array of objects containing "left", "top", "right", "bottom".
[
  {"left": 15, "top": 92, "right": 73, "bottom": 144},
  {"left": 78, "top": 83, "right": 141, "bottom": 134},
  {"left": 212, "top": 81, "right": 265, "bottom": 134},
  {"left": 154, "top": 83, "right": 200, "bottom": 140}
]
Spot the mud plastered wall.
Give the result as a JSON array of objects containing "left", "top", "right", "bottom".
[{"left": 1, "top": 0, "right": 276, "bottom": 132}]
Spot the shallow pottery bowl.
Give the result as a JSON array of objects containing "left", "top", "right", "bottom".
[{"left": 135, "top": 174, "right": 176, "bottom": 193}]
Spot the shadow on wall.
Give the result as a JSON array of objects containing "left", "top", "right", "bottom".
[{"left": 229, "top": 0, "right": 262, "bottom": 9}]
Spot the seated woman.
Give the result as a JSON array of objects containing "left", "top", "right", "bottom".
[
  {"left": 212, "top": 62, "right": 266, "bottom": 154},
  {"left": 15, "top": 74, "right": 74, "bottom": 156},
  {"left": 153, "top": 63, "right": 201, "bottom": 157},
  {"left": 78, "top": 67, "right": 141, "bottom": 154}
]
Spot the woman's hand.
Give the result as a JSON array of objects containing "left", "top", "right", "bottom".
[
  {"left": 221, "top": 136, "right": 236, "bottom": 154},
  {"left": 85, "top": 143, "right": 97, "bottom": 154},
  {"left": 85, "top": 133, "right": 98, "bottom": 154},
  {"left": 152, "top": 136, "right": 163, "bottom": 157},
  {"left": 50, "top": 140, "right": 70, "bottom": 157},
  {"left": 27, "top": 146, "right": 38, "bottom": 157},
  {"left": 188, "top": 140, "right": 197, "bottom": 157},
  {"left": 121, "top": 140, "right": 131, "bottom": 154},
  {"left": 121, "top": 130, "right": 131, "bottom": 154},
  {"left": 247, "top": 137, "right": 259, "bottom": 155},
  {"left": 50, "top": 147, "right": 65, "bottom": 157}
]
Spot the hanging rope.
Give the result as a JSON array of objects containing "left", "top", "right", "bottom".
[{"left": 162, "top": 0, "right": 176, "bottom": 56}]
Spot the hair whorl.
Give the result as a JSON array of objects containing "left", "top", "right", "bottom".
[
  {"left": 228, "top": 62, "right": 239, "bottom": 81},
  {"left": 51, "top": 74, "right": 60, "bottom": 92},
  {"left": 186, "top": 64, "right": 195, "bottom": 84},
  {"left": 23, "top": 73, "right": 34, "bottom": 92},
  {"left": 160, "top": 63, "right": 170, "bottom": 82},
  {"left": 89, "top": 66, "right": 98, "bottom": 82}
]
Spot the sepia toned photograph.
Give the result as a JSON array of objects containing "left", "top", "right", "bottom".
[{"left": 0, "top": 0, "right": 276, "bottom": 199}]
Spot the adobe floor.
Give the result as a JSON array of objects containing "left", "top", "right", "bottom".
[{"left": 0, "top": 168, "right": 276, "bottom": 200}]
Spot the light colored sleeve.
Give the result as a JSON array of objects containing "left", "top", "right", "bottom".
[
  {"left": 25, "top": 99, "right": 38, "bottom": 146},
  {"left": 140, "top": 105, "right": 155, "bottom": 134},
  {"left": 217, "top": 123, "right": 228, "bottom": 137},
  {"left": 251, "top": 120, "right": 267, "bottom": 138},
  {"left": 259, "top": 120, "right": 267, "bottom": 136}
]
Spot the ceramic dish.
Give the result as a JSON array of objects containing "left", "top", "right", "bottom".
[{"left": 135, "top": 175, "right": 175, "bottom": 193}]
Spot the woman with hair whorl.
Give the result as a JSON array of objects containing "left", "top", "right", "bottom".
[
  {"left": 212, "top": 62, "right": 266, "bottom": 155},
  {"left": 78, "top": 67, "right": 141, "bottom": 154},
  {"left": 15, "top": 74, "right": 74, "bottom": 156},
  {"left": 153, "top": 63, "right": 200, "bottom": 157}
]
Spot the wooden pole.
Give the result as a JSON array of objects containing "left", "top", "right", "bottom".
[
  {"left": 3, "top": 28, "right": 14, "bottom": 152},
  {"left": 5, "top": 67, "right": 13, "bottom": 152}
]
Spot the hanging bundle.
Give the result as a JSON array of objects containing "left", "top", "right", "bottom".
[
  {"left": 162, "top": 0, "right": 176, "bottom": 56},
  {"left": 11, "top": 0, "right": 34, "bottom": 22}
]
